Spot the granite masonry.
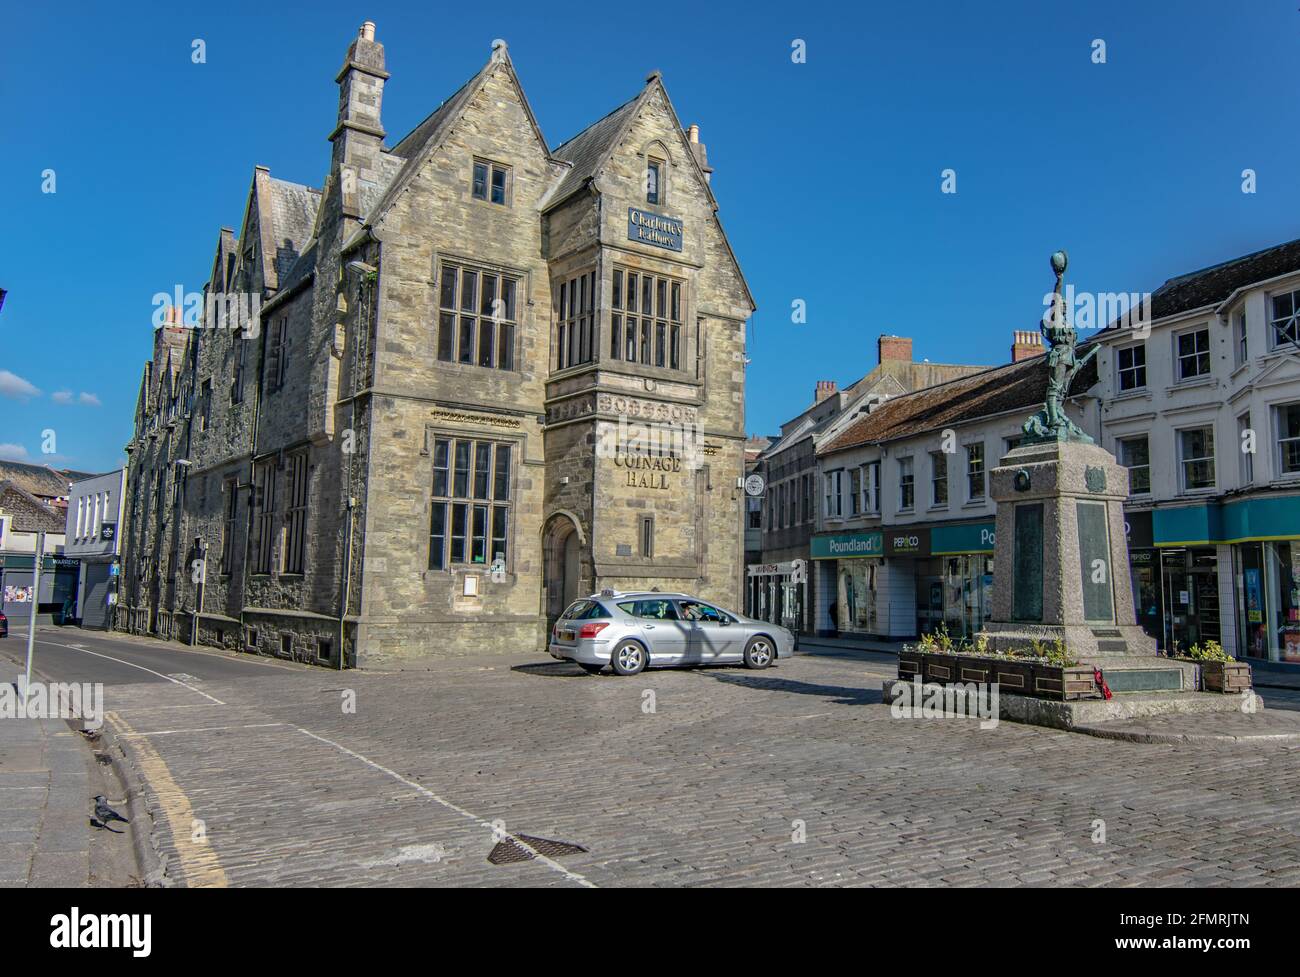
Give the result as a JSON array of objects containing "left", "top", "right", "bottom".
[{"left": 119, "top": 23, "right": 754, "bottom": 667}]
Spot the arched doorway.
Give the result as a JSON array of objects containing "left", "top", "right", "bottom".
[{"left": 543, "top": 513, "right": 586, "bottom": 626}]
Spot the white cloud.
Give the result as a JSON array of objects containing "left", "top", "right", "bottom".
[
  {"left": 52, "top": 390, "right": 73, "bottom": 404},
  {"left": 0, "top": 443, "right": 30, "bottom": 461},
  {"left": 78, "top": 392, "right": 102, "bottom": 407},
  {"left": 0, "top": 370, "right": 40, "bottom": 401}
]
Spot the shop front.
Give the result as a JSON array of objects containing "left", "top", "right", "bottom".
[
  {"left": 1125, "top": 511, "right": 1162, "bottom": 644},
  {"left": 886, "top": 521, "right": 995, "bottom": 640},
  {"left": 746, "top": 560, "right": 807, "bottom": 633},
  {"left": 0, "top": 554, "right": 80, "bottom": 622},
  {"left": 1154, "top": 496, "right": 1300, "bottom": 665},
  {"left": 810, "top": 530, "right": 884, "bottom": 635}
]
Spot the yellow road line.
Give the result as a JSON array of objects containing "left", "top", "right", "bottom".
[{"left": 107, "top": 711, "right": 229, "bottom": 888}]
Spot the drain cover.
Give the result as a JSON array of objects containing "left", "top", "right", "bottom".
[{"left": 488, "top": 833, "right": 588, "bottom": 865}]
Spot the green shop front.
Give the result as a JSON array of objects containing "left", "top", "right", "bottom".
[
  {"left": 1152, "top": 496, "right": 1300, "bottom": 666},
  {"left": 810, "top": 530, "right": 883, "bottom": 635},
  {"left": 895, "top": 522, "right": 996, "bottom": 640},
  {"left": 0, "top": 553, "right": 81, "bottom": 621}
]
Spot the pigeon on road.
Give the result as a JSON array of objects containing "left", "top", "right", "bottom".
[
  {"left": 93, "top": 795, "right": 129, "bottom": 825},
  {"left": 89, "top": 816, "right": 123, "bottom": 834}
]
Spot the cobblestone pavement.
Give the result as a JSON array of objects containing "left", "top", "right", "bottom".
[{"left": 64, "top": 637, "right": 1299, "bottom": 888}]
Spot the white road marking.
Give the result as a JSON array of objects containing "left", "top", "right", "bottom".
[
  {"left": 120, "top": 722, "right": 287, "bottom": 737},
  {"left": 32, "top": 639, "right": 225, "bottom": 705},
  {"left": 296, "top": 727, "right": 597, "bottom": 888}
]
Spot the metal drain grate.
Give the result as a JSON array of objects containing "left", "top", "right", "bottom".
[{"left": 488, "top": 833, "right": 588, "bottom": 865}]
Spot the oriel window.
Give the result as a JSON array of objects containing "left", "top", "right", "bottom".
[
  {"left": 610, "top": 266, "right": 682, "bottom": 370},
  {"left": 556, "top": 270, "right": 596, "bottom": 370}
]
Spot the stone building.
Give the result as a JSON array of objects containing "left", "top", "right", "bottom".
[{"left": 119, "top": 23, "right": 754, "bottom": 666}]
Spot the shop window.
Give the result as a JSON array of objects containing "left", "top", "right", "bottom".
[
  {"left": 472, "top": 159, "right": 510, "bottom": 205},
  {"left": 966, "top": 443, "right": 985, "bottom": 501},
  {"left": 1118, "top": 435, "right": 1150, "bottom": 494},
  {"left": 429, "top": 438, "right": 511, "bottom": 569},
  {"left": 898, "top": 457, "right": 914, "bottom": 511},
  {"left": 1276, "top": 403, "right": 1300, "bottom": 476},
  {"left": 1270, "top": 288, "right": 1300, "bottom": 350},
  {"left": 1117, "top": 343, "right": 1146, "bottom": 391},
  {"left": 1177, "top": 426, "right": 1215, "bottom": 491},
  {"left": 930, "top": 451, "right": 948, "bottom": 506},
  {"left": 437, "top": 262, "right": 517, "bottom": 371},
  {"left": 1176, "top": 328, "right": 1211, "bottom": 381}
]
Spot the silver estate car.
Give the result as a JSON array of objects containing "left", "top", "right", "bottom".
[{"left": 548, "top": 590, "right": 796, "bottom": 675}]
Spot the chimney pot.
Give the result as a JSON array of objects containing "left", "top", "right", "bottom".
[
  {"left": 1011, "top": 329, "right": 1045, "bottom": 362},
  {"left": 688, "top": 124, "right": 700, "bottom": 144},
  {"left": 814, "top": 380, "right": 838, "bottom": 404},
  {"left": 360, "top": 21, "right": 375, "bottom": 41}
]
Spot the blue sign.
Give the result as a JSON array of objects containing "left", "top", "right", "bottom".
[{"left": 627, "top": 208, "right": 683, "bottom": 252}]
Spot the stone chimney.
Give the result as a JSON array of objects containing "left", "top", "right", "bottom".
[
  {"left": 330, "top": 22, "right": 389, "bottom": 218},
  {"left": 814, "top": 380, "right": 838, "bottom": 403},
  {"left": 686, "top": 123, "right": 713, "bottom": 183},
  {"left": 1011, "top": 329, "right": 1045, "bottom": 362},
  {"left": 878, "top": 335, "right": 913, "bottom": 364}
]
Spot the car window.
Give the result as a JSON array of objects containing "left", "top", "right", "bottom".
[
  {"left": 561, "top": 600, "right": 608, "bottom": 620},
  {"left": 617, "top": 599, "right": 678, "bottom": 620},
  {"left": 679, "top": 600, "right": 729, "bottom": 623}
]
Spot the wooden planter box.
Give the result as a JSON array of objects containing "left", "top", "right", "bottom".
[
  {"left": 1179, "top": 659, "right": 1251, "bottom": 694},
  {"left": 1032, "top": 664, "right": 1099, "bottom": 701},
  {"left": 898, "top": 648, "right": 925, "bottom": 679},
  {"left": 988, "top": 658, "right": 1035, "bottom": 694},
  {"left": 955, "top": 655, "right": 994, "bottom": 684},
  {"left": 922, "top": 653, "right": 961, "bottom": 685}
]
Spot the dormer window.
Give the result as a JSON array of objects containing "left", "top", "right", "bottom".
[
  {"left": 646, "top": 160, "right": 661, "bottom": 205},
  {"left": 472, "top": 159, "right": 510, "bottom": 205}
]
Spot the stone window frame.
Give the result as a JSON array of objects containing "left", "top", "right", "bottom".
[
  {"left": 471, "top": 157, "right": 511, "bottom": 207},
  {"left": 282, "top": 449, "right": 310, "bottom": 576},
  {"left": 250, "top": 459, "right": 277, "bottom": 575},
  {"left": 638, "top": 139, "right": 673, "bottom": 207},
  {"left": 556, "top": 268, "right": 597, "bottom": 371},
  {"left": 435, "top": 257, "right": 520, "bottom": 372},
  {"left": 424, "top": 433, "right": 515, "bottom": 572},
  {"left": 220, "top": 476, "right": 238, "bottom": 576},
  {"left": 639, "top": 515, "right": 655, "bottom": 558},
  {"left": 610, "top": 265, "right": 683, "bottom": 372}
]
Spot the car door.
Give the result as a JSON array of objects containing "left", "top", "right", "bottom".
[
  {"left": 680, "top": 600, "right": 748, "bottom": 661},
  {"left": 620, "top": 599, "right": 691, "bottom": 663}
]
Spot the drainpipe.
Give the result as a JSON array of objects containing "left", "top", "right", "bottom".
[{"left": 338, "top": 497, "right": 355, "bottom": 670}]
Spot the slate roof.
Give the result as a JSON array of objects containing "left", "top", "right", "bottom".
[
  {"left": 0, "top": 459, "right": 96, "bottom": 500},
  {"left": 268, "top": 178, "right": 321, "bottom": 282},
  {"left": 818, "top": 355, "right": 1097, "bottom": 456},
  {"left": 0, "top": 481, "right": 67, "bottom": 532},
  {"left": 1149, "top": 236, "right": 1300, "bottom": 320},
  {"left": 546, "top": 92, "right": 644, "bottom": 210}
]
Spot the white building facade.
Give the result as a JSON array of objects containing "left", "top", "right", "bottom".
[
  {"left": 1094, "top": 238, "right": 1300, "bottom": 669},
  {"left": 64, "top": 469, "right": 126, "bottom": 629}
]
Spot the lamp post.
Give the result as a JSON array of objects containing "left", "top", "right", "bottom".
[{"left": 24, "top": 530, "right": 44, "bottom": 703}]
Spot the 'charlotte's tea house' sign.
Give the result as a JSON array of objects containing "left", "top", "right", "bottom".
[{"left": 627, "top": 208, "right": 683, "bottom": 251}]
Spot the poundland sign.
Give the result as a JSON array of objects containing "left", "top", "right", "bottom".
[
  {"left": 627, "top": 208, "right": 683, "bottom": 251},
  {"left": 811, "top": 531, "right": 883, "bottom": 560}
]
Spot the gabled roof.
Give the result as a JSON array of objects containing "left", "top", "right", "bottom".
[
  {"left": 1149, "top": 236, "right": 1300, "bottom": 320},
  {"left": 369, "top": 45, "right": 555, "bottom": 232},
  {"left": 819, "top": 355, "right": 1097, "bottom": 456},
  {"left": 0, "top": 460, "right": 96, "bottom": 499},
  {"left": 546, "top": 91, "right": 645, "bottom": 209}
]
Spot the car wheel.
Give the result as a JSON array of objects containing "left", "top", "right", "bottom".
[
  {"left": 743, "top": 636, "right": 774, "bottom": 669},
  {"left": 610, "top": 640, "right": 647, "bottom": 676},
  {"left": 578, "top": 662, "right": 604, "bottom": 675}
]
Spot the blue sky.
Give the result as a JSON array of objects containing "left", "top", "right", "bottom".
[{"left": 2, "top": 0, "right": 1298, "bottom": 470}]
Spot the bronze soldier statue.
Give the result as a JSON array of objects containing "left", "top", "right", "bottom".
[{"left": 1023, "top": 250, "right": 1097, "bottom": 444}]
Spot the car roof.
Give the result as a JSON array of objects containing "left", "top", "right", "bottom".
[{"left": 583, "top": 591, "right": 692, "bottom": 602}]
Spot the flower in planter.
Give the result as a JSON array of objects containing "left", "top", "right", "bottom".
[{"left": 1182, "top": 640, "right": 1232, "bottom": 663}]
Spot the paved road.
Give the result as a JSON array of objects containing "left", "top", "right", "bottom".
[{"left": 3, "top": 626, "right": 1300, "bottom": 887}]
